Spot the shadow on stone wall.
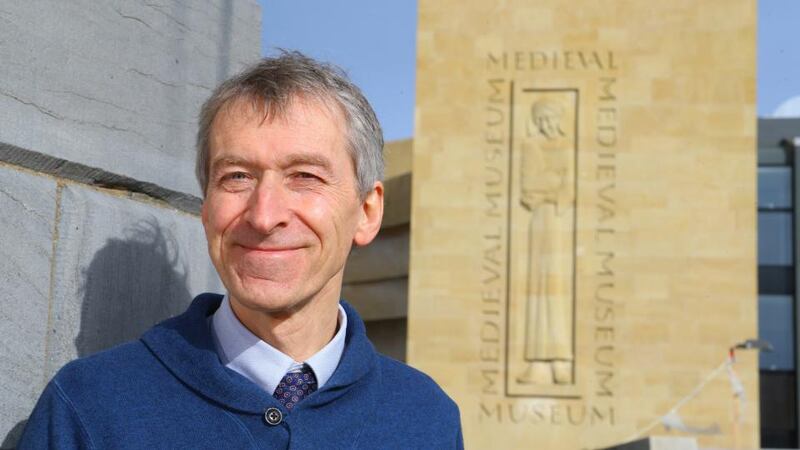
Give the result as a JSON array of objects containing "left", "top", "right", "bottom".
[
  {"left": 0, "top": 422, "right": 25, "bottom": 450},
  {"left": 75, "top": 219, "right": 192, "bottom": 356},
  {"left": 1, "top": 219, "right": 194, "bottom": 449}
]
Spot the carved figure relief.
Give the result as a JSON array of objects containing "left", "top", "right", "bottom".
[{"left": 514, "top": 94, "right": 576, "bottom": 388}]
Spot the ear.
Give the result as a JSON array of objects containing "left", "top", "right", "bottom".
[{"left": 353, "top": 181, "right": 384, "bottom": 247}]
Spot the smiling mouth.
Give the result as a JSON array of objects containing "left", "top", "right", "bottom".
[{"left": 237, "top": 244, "right": 303, "bottom": 253}]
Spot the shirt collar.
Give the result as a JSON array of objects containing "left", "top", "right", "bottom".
[{"left": 210, "top": 294, "right": 347, "bottom": 395}]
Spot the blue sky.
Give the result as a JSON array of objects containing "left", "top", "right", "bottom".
[
  {"left": 259, "top": 1, "right": 798, "bottom": 140},
  {"left": 758, "top": 0, "right": 800, "bottom": 117},
  {"left": 259, "top": 1, "right": 417, "bottom": 141}
]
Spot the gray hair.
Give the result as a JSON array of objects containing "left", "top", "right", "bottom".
[{"left": 196, "top": 51, "right": 384, "bottom": 198}]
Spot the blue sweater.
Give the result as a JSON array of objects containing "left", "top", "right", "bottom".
[{"left": 19, "top": 294, "right": 463, "bottom": 449}]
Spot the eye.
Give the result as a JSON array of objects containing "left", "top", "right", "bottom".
[
  {"left": 293, "top": 171, "right": 321, "bottom": 180},
  {"left": 221, "top": 171, "right": 249, "bottom": 181},
  {"left": 216, "top": 171, "right": 254, "bottom": 192}
]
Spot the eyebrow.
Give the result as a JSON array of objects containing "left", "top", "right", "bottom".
[
  {"left": 209, "top": 156, "right": 258, "bottom": 174},
  {"left": 209, "top": 152, "right": 334, "bottom": 174},
  {"left": 280, "top": 153, "right": 333, "bottom": 172}
]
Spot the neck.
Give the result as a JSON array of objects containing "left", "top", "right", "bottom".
[{"left": 228, "top": 285, "right": 341, "bottom": 362}]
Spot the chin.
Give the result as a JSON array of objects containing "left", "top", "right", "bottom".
[{"left": 227, "top": 273, "right": 308, "bottom": 314}]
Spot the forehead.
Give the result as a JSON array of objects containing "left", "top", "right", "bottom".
[
  {"left": 207, "top": 95, "right": 355, "bottom": 175},
  {"left": 211, "top": 95, "right": 347, "bottom": 144},
  {"left": 206, "top": 95, "right": 358, "bottom": 187}
]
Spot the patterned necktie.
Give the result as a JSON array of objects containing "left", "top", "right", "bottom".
[{"left": 273, "top": 364, "right": 318, "bottom": 410}]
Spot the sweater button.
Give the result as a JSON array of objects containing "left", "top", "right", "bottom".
[{"left": 264, "top": 407, "right": 283, "bottom": 426}]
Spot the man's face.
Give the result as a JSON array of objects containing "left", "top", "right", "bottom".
[{"left": 201, "top": 98, "right": 381, "bottom": 315}]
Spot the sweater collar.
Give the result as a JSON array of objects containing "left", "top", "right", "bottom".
[
  {"left": 210, "top": 294, "right": 348, "bottom": 395},
  {"left": 140, "top": 293, "right": 376, "bottom": 415}
]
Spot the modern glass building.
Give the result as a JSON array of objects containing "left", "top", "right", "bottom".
[{"left": 758, "top": 118, "right": 800, "bottom": 448}]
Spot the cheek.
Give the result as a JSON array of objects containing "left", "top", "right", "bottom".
[
  {"left": 310, "top": 200, "right": 361, "bottom": 247},
  {"left": 204, "top": 197, "right": 243, "bottom": 238},
  {"left": 302, "top": 199, "right": 331, "bottom": 223}
]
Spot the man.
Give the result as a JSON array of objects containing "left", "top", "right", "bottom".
[{"left": 20, "top": 52, "right": 463, "bottom": 449}]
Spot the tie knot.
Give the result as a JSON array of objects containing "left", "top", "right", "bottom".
[{"left": 273, "top": 364, "right": 318, "bottom": 410}]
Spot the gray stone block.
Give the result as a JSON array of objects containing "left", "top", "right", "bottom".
[
  {"left": 0, "top": 0, "right": 261, "bottom": 196},
  {"left": 0, "top": 165, "right": 57, "bottom": 449},
  {"left": 45, "top": 184, "right": 223, "bottom": 381}
]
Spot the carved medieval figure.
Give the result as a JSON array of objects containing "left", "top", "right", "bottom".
[{"left": 517, "top": 99, "right": 575, "bottom": 385}]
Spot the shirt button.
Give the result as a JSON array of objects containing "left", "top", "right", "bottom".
[{"left": 264, "top": 407, "right": 283, "bottom": 426}]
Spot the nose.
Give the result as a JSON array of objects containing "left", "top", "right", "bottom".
[{"left": 244, "top": 177, "right": 291, "bottom": 234}]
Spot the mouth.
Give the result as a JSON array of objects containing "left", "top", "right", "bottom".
[{"left": 236, "top": 244, "right": 303, "bottom": 254}]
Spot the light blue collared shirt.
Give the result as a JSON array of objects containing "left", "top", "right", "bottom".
[{"left": 210, "top": 295, "right": 347, "bottom": 395}]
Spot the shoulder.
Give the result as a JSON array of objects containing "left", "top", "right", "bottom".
[
  {"left": 51, "top": 340, "right": 164, "bottom": 402},
  {"left": 19, "top": 341, "right": 164, "bottom": 449},
  {"left": 355, "top": 354, "right": 462, "bottom": 447},
  {"left": 53, "top": 292, "right": 221, "bottom": 397},
  {"left": 375, "top": 354, "right": 460, "bottom": 420},
  {"left": 57, "top": 340, "right": 153, "bottom": 376},
  {"left": 376, "top": 355, "right": 447, "bottom": 392}
]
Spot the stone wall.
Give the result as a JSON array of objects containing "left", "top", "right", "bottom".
[
  {"left": 408, "top": 1, "right": 758, "bottom": 449},
  {"left": 0, "top": 2, "right": 261, "bottom": 447}
]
